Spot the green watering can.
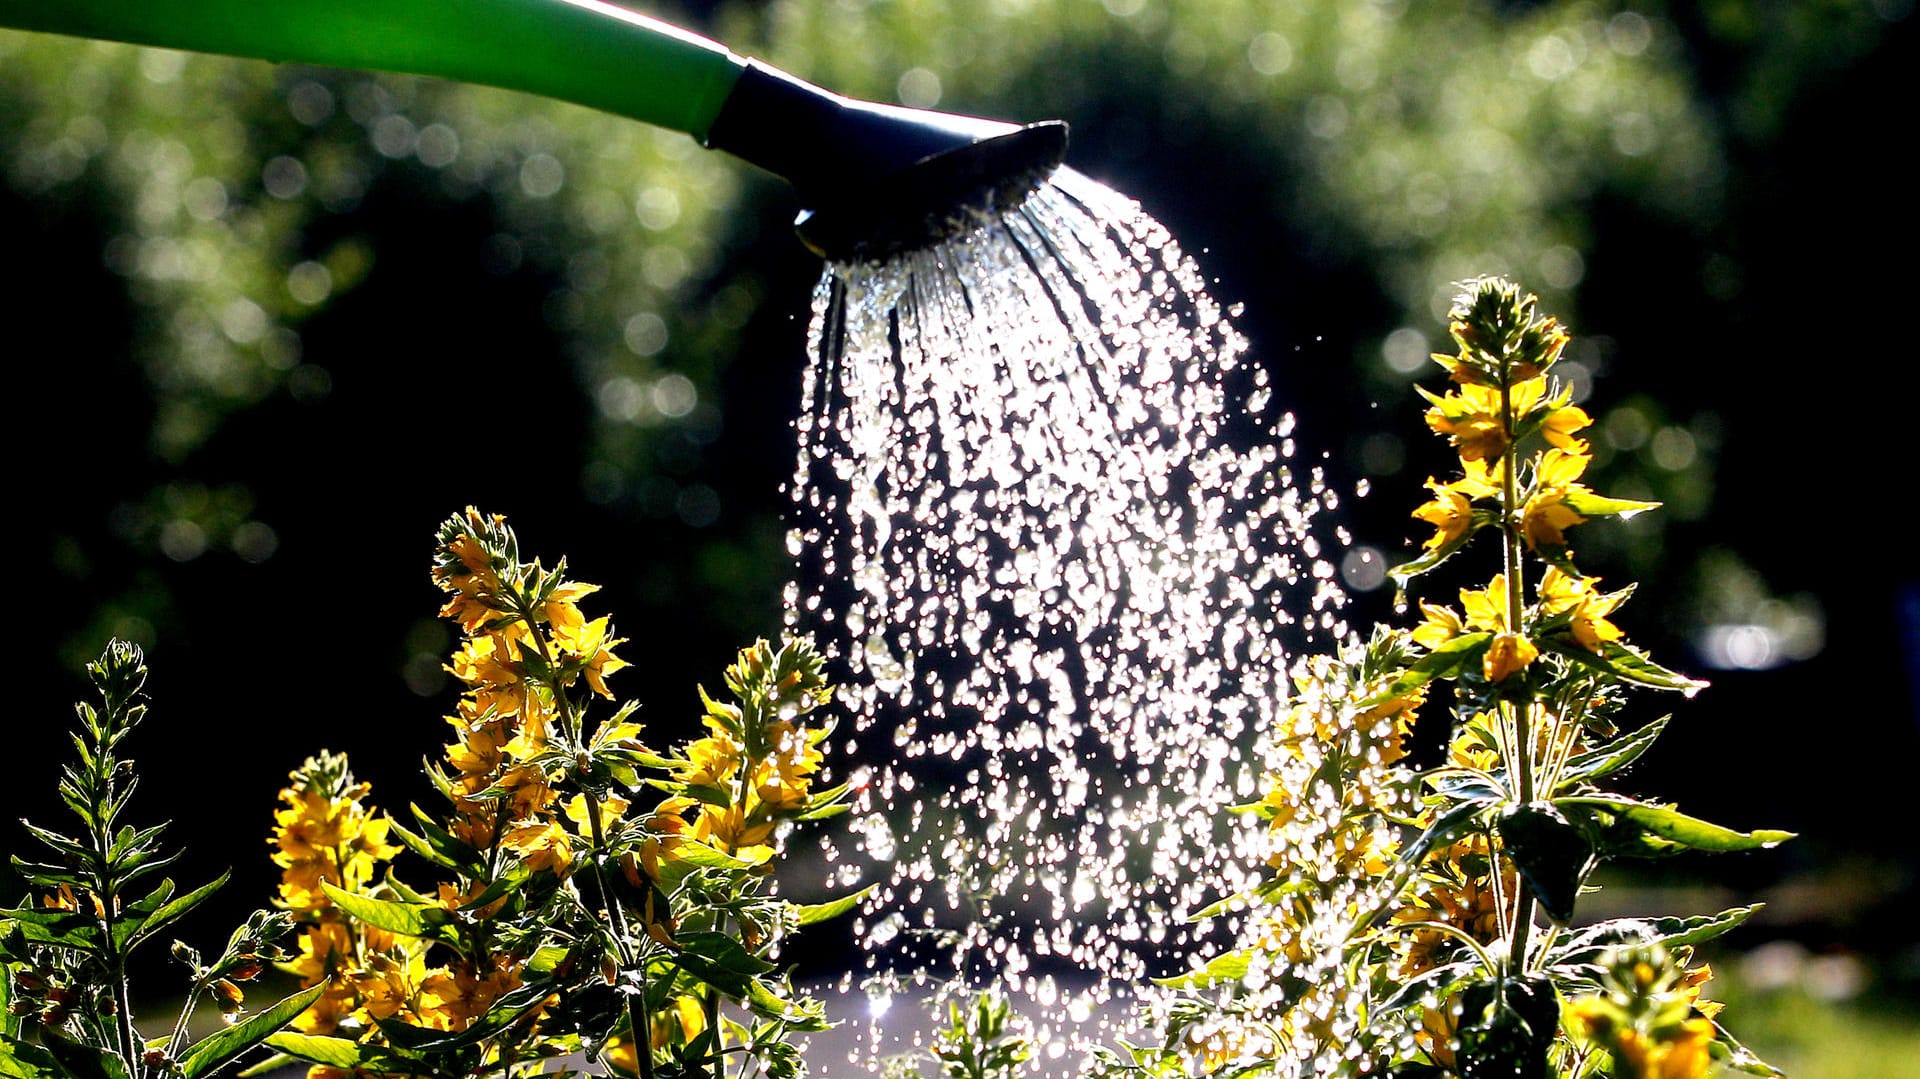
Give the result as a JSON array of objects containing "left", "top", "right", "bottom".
[{"left": 0, "top": 0, "right": 1067, "bottom": 259}]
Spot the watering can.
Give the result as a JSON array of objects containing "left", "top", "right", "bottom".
[{"left": 0, "top": 0, "right": 1067, "bottom": 259}]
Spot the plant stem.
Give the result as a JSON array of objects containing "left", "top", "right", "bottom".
[
  {"left": 582, "top": 790, "right": 657, "bottom": 1079},
  {"left": 514, "top": 594, "right": 657, "bottom": 1079},
  {"left": 85, "top": 713, "right": 141, "bottom": 1074},
  {"left": 1497, "top": 360, "right": 1537, "bottom": 974}
]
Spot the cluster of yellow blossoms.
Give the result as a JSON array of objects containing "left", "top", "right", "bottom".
[
  {"left": 1564, "top": 947, "right": 1723, "bottom": 1079},
  {"left": 434, "top": 507, "right": 631, "bottom": 876}
]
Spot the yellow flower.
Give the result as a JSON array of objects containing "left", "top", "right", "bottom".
[
  {"left": 1423, "top": 383, "right": 1510, "bottom": 462},
  {"left": 698, "top": 801, "right": 775, "bottom": 854},
  {"left": 552, "top": 615, "right": 629, "bottom": 698},
  {"left": 501, "top": 817, "right": 574, "bottom": 875},
  {"left": 1538, "top": 391, "right": 1593, "bottom": 453},
  {"left": 1459, "top": 574, "right": 1513, "bottom": 633},
  {"left": 1411, "top": 602, "right": 1465, "bottom": 650},
  {"left": 1521, "top": 449, "right": 1593, "bottom": 550},
  {"left": 1418, "top": 998, "right": 1460, "bottom": 1071},
  {"left": 564, "top": 792, "right": 629, "bottom": 836},
  {"left": 1537, "top": 567, "right": 1625, "bottom": 652},
  {"left": 681, "top": 734, "right": 743, "bottom": 787},
  {"left": 1411, "top": 479, "right": 1475, "bottom": 552},
  {"left": 1608, "top": 1019, "right": 1717, "bottom": 1079},
  {"left": 417, "top": 959, "right": 522, "bottom": 1033},
  {"left": 541, "top": 580, "right": 599, "bottom": 634},
  {"left": 1483, "top": 632, "right": 1538, "bottom": 682}
]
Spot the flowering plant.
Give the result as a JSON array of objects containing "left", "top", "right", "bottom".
[
  {"left": 1095, "top": 278, "right": 1791, "bottom": 1078},
  {"left": 257, "top": 509, "right": 857, "bottom": 1079},
  {"left": 3, "top": 511, "right": 857, "bottom": 1079}
]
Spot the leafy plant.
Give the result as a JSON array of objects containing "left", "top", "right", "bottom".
[
  {"left": 1, "top": 641, "right": 310, "bottom": 1079},
  {"left": 1103, "top": 278, "right": 1789, "bottom": 1078},
  {"left": 255, "top": 509, "right": 856, "bottom": 1079}
]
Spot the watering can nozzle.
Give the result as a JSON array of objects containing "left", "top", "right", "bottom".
[{"left": 705, "top": 61, "right": 1068, "bottom": 261}]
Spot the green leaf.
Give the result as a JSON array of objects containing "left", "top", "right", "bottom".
[
  {"left": 1556, "top": 717, "right": 1669, "bottom": 790},
  {"left": 792, "top": 885, "right": 874, "bottom": 927},
  {"left": 36, "top": 1031, "right": 128, "bottom": 1079},
  {"left": 1497, "top": 803, "right": 1592, "bottom": 925},
  {"left": 0, "top": 1033, "right": 66, "bottom": 1079},
  {"left": 1407, "top": 796, "right": 1498, "bottom": 864},
  {"left": 1376, "top": 961, "right": 1480, "bottom": 1015},
  {"left": 1151, "top": 947, "right": 1253, "bottom": 989},
  {"left": 390, "top": 810, "right": 480, "bottom": 876},
  {"left": 263, "top": 1034, "right": 420, "bottom": 1074},
  {"left": 1389, "top": 517, "right": 1488, "bottom": 586},
  {"left": 1368, "top": 633, "right": 1492, "bottom": 703},
  {"left": 1551, "top": 906, "right": 1761, "bottom": 965},
  {"left": 680, "top": 783, "right": 734, "bottom": 808},
  {"left": 1560, "top": 490, "right": 1661, "bottom": 519},
  {"left": 673, "top": 931, "right": 775, "bottom": 998},
  {"left": 127, "top": 872, "right": 228, "bottom": 950},
  {"left": 179, "top": 984, "right": 326, "bottom": 1079},
  {"left": 1542, "top": 640, "right": 1706, "bottom": 695},
  {"left": 1709, "top": 1020, "right": 1787, "bottom": 1077},
  {"left": 0, "top": 908, "right": 101, "bottom": 952},
  {"left": 666, "top": 842, "right": 756, "bottom": 872},
  {"left": 318, "top": 884, "right": 458, "bottom": 945},
  {"left": 1560, "top": 797, "right": 1794, "bottom": 854}
]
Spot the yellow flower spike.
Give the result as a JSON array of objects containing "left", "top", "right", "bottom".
[{"left": 1483, "top": 633, "right": 1539, "bottom": 682}]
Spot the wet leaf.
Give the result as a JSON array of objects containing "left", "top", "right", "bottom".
[
  {"left": 1551, "top": 906, "right": 1761, "bottom": 965},
  {"left": 1370, "top": 633, "right": 1493, "bottom": 702},
  {"left": 1151, "top": 948, "right": 1252, "bottom": 989},
  {"left": 1542, "top": 640, "right": 1706, "bottom": 694},
  {"left": 1497, "top": 802, "right": 1592, "bottom": 924},
  {"left": 1559, "top": 797, "right": 1793, "bottom": 853},
  {"left": 1709, "top": 1020, "right": 1787, "bottom": 1077},
  {"left": 179, "top": 983, "right": 325, "bottom": 1079},
  {"left": 0, "top": 1033, "right": 66, "bottom": 1079},
  {"left": 319, "top": 884, "right": 458, "bottom": 945},
  {"left": 1560, "top": 490, "right": 1660, "bottom": 519},
  {"left": 793, "top": 884, "right": 874, "bottom": 926},
  {"left": 1556, "top": 717, "right": 1669, "bottom": 790},
  {"left": 1456, "top": 973, "right": 1559, "bottom": 1079}
]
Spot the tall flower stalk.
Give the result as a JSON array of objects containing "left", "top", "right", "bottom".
[
  {"left": 1, "top": 642, "right": 309, "bottom": 1079},
  {"left": 259, "top": 509, "right": 855, "bottom": 1079},
  {"left": 1100, "top": 279, "right": 1792, "bottom": 1079}
]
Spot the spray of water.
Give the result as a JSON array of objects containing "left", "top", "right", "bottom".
[{"left": 783, "top": 168, "right": 1359, "bottom": 1070}]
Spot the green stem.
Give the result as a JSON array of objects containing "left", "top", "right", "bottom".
[
  {"left": 1497, "top": 361, "right": 1538, "bottom": 974},
  {"left": 85, "top": 723, "right": 141, "bottom": 1074},
  {"left": 511, "top": 593, "right": 656, "bottom": 1079},
  {"left": 583, "top": 791, "right": 656, "bottom": 1079}
]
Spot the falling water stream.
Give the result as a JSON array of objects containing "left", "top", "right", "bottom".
[{"left": 783, "top": 168, "right": 1355, "bottom": 1071}]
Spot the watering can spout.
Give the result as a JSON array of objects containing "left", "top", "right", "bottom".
[
  {"left": 706, "top": 62, "right": 1069, "bottom": 261},
  {"left": 0, "top": 0, "right": 1066, "bottom": 261}
]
